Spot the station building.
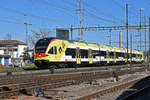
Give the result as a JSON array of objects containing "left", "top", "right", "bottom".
[{"left": 0, "top": 40, "right": 27, "bottom": 67}]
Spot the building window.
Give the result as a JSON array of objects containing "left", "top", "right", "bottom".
[{"left": 14, "top": 49, "right": 18, "bottom": 51}]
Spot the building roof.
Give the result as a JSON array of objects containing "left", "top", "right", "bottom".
[{"left": 0, "top": 40, "right": 27, "bottom": 46}]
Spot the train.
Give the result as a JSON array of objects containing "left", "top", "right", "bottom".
[{"left": 34, "top": 37, "right": 144, "bottom": 69}]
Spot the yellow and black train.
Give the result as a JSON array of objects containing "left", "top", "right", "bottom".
[{"left": 34, "top": 37, "right": 144, "bottom": 68}]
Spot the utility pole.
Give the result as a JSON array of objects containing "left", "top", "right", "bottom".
[
  {"left": 149, "top": 17, "right": 150, "bottom": 62},
  {"left": 126, "top": 4, "right": 129, "bottom": 63},
  {"left": 70, "top": 24, "right": 73, "bottom": 40},
  {"left": 78, "top": 0, "right": 83, "bottom": 41},
  {"left": 144, "top": 15, "right": 147, "bottom": 60},
  {"left": 109, "top": 30, "right": 112, "bottom": 46},
  {"left": 119, "top": 32, "right": 122, "bottom": 48},
  {"left": 139, "top": 8, "right": 144, "bottom": 51},
  {"left": 130, "top": 33, "right": 132, "bottom": 64},
  {"left": 24, "top": 22, "right": 32, "bottom": 45}
]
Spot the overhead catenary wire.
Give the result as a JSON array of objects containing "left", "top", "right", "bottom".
[
  {"left": 84, "top": 10, "right": 119, "bottom": 24},
  {"left": 82, "top": 0, "right": 125, "bottom": 24},
  {"left": 0, "top": 6, "right": 61, "bottom": 23},
  {"left": 0, "top": 19, "right": 22, "bottom": 25},
  {"left": 61, "top": 0, "right": 78, "bottom": 8},
  {"left": 36, "top": 0, "right": 74, "bottom": 17},
  {"left": 111, "top": 0, "right": 139, "bottom": 17}
]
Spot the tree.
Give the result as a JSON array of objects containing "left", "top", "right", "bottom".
[
  {"left": 4, "top": 33, "right": 12, "bottom": 40},
  {"left": 23, "top": 48, "right": 30, "bottom": 60},
  {"left": 28, "top": 28, "right": 53, "bottom": 48}
]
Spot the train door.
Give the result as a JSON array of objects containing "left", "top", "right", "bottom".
[
  {"left": 76, "top": 48, "right": 81, "bottom": 64},
  {"left": 125, "top": 53, "right": 127, "bottom": 63},
  {"left": 139, "top": 54, "right": 141, "bottom": 63},
  {"left": 129, "top": 53, "right": 132, "bottom": 63},
  {"left": 106, "top": 51, "right": 109, "bottom": 64},
  {"left": 136, "top": 54, "right": 138, "bottom": 63},
  {"left": 114, "top": 52, "right": 116, "bottom": 63},
  {"left": 88, "top": 49, "right": 93, "bottom": 64}
]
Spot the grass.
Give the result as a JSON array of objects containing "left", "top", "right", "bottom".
[
  {"left": 0, "top": 67, "right": 24, "bottom": 73},
  {"left": 0, "top": 63, "right": 37, "bottom": 73},
  {"left": 23, "top": 63, "right": 38, "bottom": 70}
]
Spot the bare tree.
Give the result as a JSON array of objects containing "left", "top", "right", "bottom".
[
  {"left": 28, "top": 28, "right": 54, "bottom": 48},
  {"left": 4, "top": 33, "right": 12, "bottom": 40}
]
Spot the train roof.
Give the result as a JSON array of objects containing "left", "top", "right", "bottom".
[{"left": 39, "top": 37, "right": 143, "bottom": 54}]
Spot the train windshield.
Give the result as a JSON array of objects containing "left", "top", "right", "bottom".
[{"left": 35, "top": 38, "right": 52, "bottom": 53}]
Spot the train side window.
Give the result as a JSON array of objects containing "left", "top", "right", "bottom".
[
  {"left": 65, "top": 48, "right": 71, "bottom": 55},
  {"left": 80, "top": 49, "right": 88, "bottom": 58},
  {"left": 100, "top": 51, "right": 106, "bottom": 58},
  {"left": 54, "top": 46, "right": 57, "bottom": 54},
  {"left": 120, "top": 53, "right": 124, "bottom": 57},
  {"left": 110, "top": 52, "right": 114, "bottom": 58},
  {"left": 85, "top": 50, "right": 88, "bottom": 58},
  {"left": 72, "top": 49, "right": 76, "bottom": 58},
  {"left": 81, "top": 49, "right": 84, "bottom": 58},
  {"left": 65, "top": 48, "right": 76, "bottom": 58},
  {"left": 92, "top": 50, "right": 99, "bottom": 58},
  {"left": 49, "top": 47, "right": 54, "bottom": 54}
]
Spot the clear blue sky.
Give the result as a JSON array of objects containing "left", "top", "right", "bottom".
[{"left": 0, "top": 0, "right": 149, "bottom": 50}]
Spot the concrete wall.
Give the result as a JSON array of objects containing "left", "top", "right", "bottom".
[{"left": 0, "top": 50, "right": 4, "bottom": 55}]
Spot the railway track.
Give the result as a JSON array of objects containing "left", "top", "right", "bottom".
[
  {"left": 78, "top": 74, "right": 150, "bottom": 100},
  {"left": 0, "top": 63, "right": 149, "bottom": 99},
  {"left": 122, "top": 77, "right": 150, "bottom": 100},
  {"left": 0, "top": 63, "right": 148, "bottom": 79}
]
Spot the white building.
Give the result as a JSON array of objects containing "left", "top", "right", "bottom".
[{"left": 0, "top": 40, "right": 27, "bottom": 67}]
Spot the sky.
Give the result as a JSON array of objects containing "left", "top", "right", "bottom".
[{"left": 0, "top": 0, "right": 149, "bottom": 50}]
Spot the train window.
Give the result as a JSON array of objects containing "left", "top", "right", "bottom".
[
  {"left": 132, "top": 54, "right": 136, "bottom": 57},
  {"left": 72, "top": 49, "right": 76, "bottom": 58},
  {"left": 85, "top": 50, "right": 88, "bottom": 58},
  {"left": 35, "top": 38, "right": 52, "bottom": 53},
  {"left": 65, "top": 48, "right": 71, "bottom": 55},
  {"left": 49, "top": 47, "right": 54, "bottom": 54},
  {"left": 54, "top": 46, "right": 57, "bottom": 54},
  {"left": 36, "top": 48, "right": 45, "bottom": 53},
  {"left": 81, "top": 49, "right": 88, "bottom": 58},
  {"left": 116, "top": 52, "right": 124, "bottom": 58},
  {"left": 81, "top": 50, "right": 84, "bottom": 58},
  {"left": 109, "top": 52, "right": 114, "bottom": 58},
  {"left": 100, "top": 51, "right": 106, "bottom": 58},
  {"left": 65, "top": 48, "right": 76, "bottom": 58},
  {"left": 120, "top": 53, "right": 124, "bottom": 57},
  {"left": 92, "top": 50, "right": 99, "bottom": 58}
]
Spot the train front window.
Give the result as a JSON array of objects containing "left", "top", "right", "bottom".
[{"left": 35, "top": 38, "right": 52, "bottom": 53}]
